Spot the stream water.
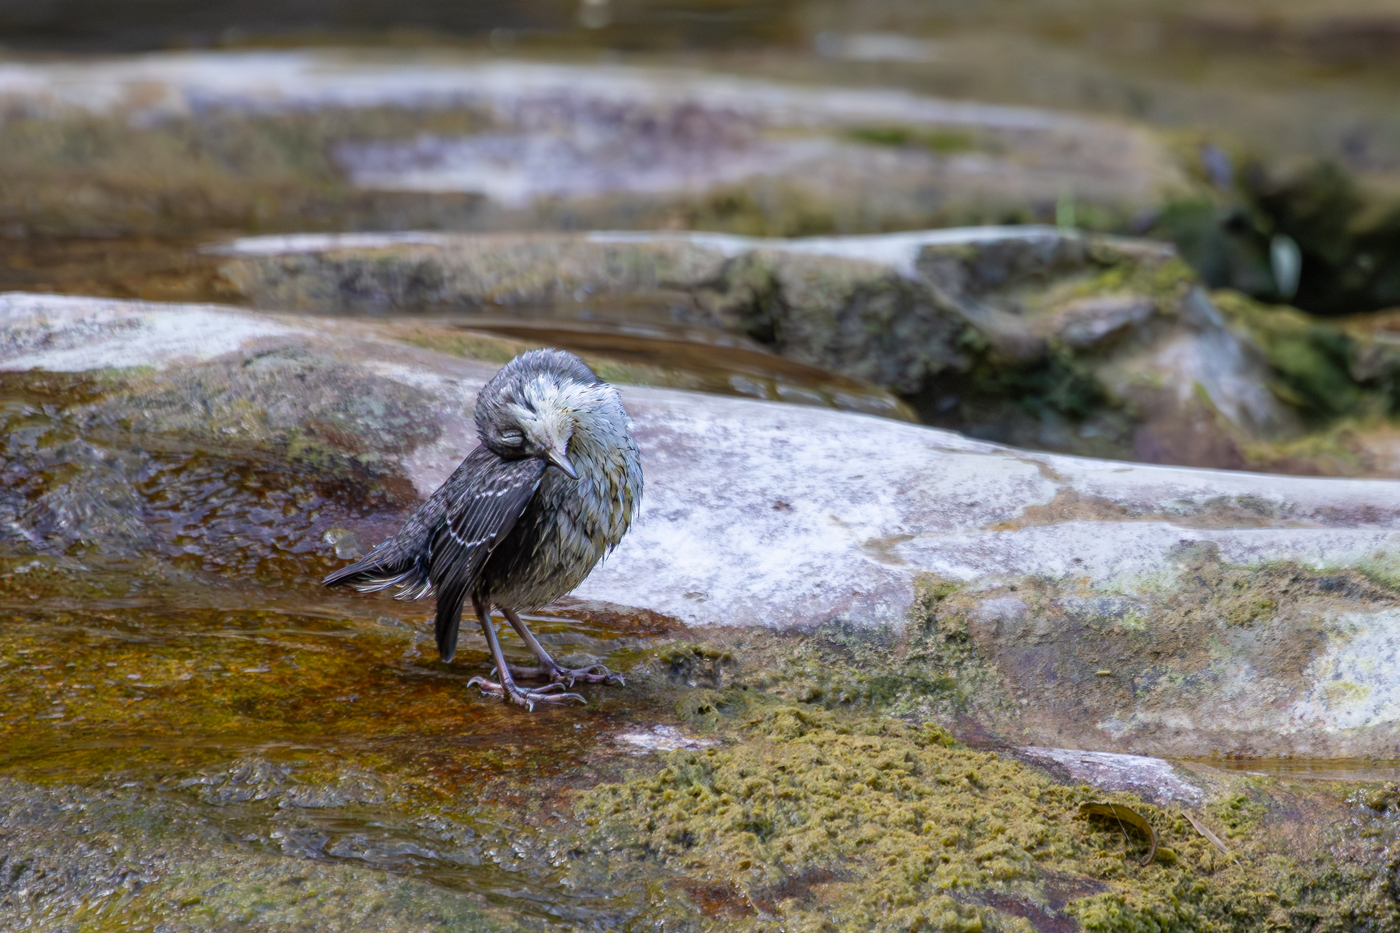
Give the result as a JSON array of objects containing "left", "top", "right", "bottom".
[{"left": 0, "top": 367, "right": 688, "bottom": 928}]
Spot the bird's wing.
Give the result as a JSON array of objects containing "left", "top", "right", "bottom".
[{"left": 429, "top": 453, "right": 546, "bottom": 661}]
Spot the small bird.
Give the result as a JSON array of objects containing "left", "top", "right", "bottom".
[{"left": 323, "top": 349, "right": 643, "bottom": 710}]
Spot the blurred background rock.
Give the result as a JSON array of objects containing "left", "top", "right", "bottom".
[{"left": 5, "top": 0, "right": 1400, "bottom": 474}]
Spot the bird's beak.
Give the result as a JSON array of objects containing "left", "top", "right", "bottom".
[{"left": 545, "top": 447, "right": 579, "bottom": 479}]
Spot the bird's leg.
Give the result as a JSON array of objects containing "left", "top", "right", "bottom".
[
  {"left": 466, "top": 598, "right": 585, "bottom": 710},
  {"left": 500, "top": 607, "right": 623, "bottom": 687}
]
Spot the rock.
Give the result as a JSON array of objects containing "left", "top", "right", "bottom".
[
  {"left": 614, "top": 724, "right": 717, "bottom": 753},
  {"left": 6, "top": 291, "right": 1400, "bottom": 758},
  {"left": 1046, "top": 294, "right": 1157, "bottom": 349},
  {"left": 1016, "top": 747, "right": 1204, "bottom": 805},
  {"left": 215, "top": 226, "right": 1297, "bottom": 469},
  {"left": 0, "top": 50, "right": 1187, "bottom": 238},
  {"left": 0, "top": 777, "right": 506, "bottom": 931}
]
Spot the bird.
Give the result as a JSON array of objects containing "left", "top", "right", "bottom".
[{"left": 322, "top": 348, "right": 643, "bottom": 710}]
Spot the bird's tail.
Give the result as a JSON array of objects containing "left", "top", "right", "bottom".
[{"left": 321, "top": 541, "right": 433, "bottom": 599}]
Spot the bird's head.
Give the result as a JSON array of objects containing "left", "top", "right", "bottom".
[{"left": 474, "top": 349, "right": 620, "bottom": 480}]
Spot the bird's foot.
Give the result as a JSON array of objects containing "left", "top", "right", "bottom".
[
  {"left": 467, "top": 676, "right": 586, "bottom": 712},
  {"left": 551, "top": 663, "right": 624, "bottom": 688},
  {"left": 494, "top": 661, "right": 624, "bottom": 688}
]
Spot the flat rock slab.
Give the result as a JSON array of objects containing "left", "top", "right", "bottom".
[
  {"left": 0, "top": 49, "right": 1184, "bottom": 236},
  {"left": 214, "top": 226, "right": 1296, "bottom": 472},
  {"left": 6, "top": 291, "right": 1400, "bottom": 758}
]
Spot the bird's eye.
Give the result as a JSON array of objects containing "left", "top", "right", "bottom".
[{"left": 500, "top": 431, "right": 524, "bottom": 446}]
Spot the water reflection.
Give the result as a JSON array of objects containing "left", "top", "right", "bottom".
[
  {"left": 387, "top": 312, "right": 917, "bottom": 419},
  {"left": 1187, "top": 757, "right": 1400, "bottom": 783}
]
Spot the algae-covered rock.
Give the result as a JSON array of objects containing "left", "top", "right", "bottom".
[
  {"left": 218, "top": 226, "right": 1302, "bottom": 469},
  {"left": 574, "top": 704, "right": 1373, "bottom": 933}
]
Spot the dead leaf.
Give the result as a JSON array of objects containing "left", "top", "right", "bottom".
[
  {"left": 1079, "top": 802, "right": 1158, "bottom": 866},
  {"left": 1182, "top": 810, "right": 1232, "bottom": 858}
]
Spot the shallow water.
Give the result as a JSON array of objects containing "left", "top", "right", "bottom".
[
  {"left": 0, "top": 594, "right": 670, "bottom": 928},
  {"left": 1187, "top": 758, "right": 1400, "bottom": 783},
  {"left": 0, "top": 235, "right": 223, "bottom": 304},
  {"left": 0, "top": 371, "right": 704, "bottom": 928},
  {"left": 385, "top": 312, "right": 916, "bottom": 418}
]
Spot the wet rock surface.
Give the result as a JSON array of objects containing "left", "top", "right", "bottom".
[
  {"left": 2, "top": 38, "right": 1400, "bottom": 933},
  {"left": 8, "top": 291, "right": 1400, "bottom": 761},
  {"left": 5, "top": 291, "right": 1400, "bottom": 928}
]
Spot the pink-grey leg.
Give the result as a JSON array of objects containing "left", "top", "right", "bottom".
[
  {"left": 499, "top": 606, "right": 623, "bottom": 687},
  {"left": 465, "top": 598, "right": 586, "bottom": 710}
]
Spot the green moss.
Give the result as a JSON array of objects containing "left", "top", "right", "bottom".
[
  {"left": 1148, "top": 199, "right": 1274, "bottom": 298},
  {"left": 651, "top": 583, "right": 999, "bottom": 725},
  {"left": 576, "top": 687, "right": 1382, "bottom": 933},
  {"left": 1211, "top": 290, "right": 1375, "bottom": 424},
  {"left": 676, "top": 185, "right": 839, "bottom": 238},
  {"left": 568, "top": 591, "right": 1400, "bottom": 932},
  {"left": 962, "top": 346, "right": 1107, "bottom": 421},
  {"left": 1058, "top": 253, "right": 1195, "bottom": 309},
  {"left": 846, "top": 126, "right": 978, "bottom": 154},
  {"left": 583, "top": 709, "right": 1081, "bottom": 931},
  {"left": 913, "top": 244, "right": 1199, "bottom": 455},
  {"left": 1209, "top": 791, "right": 1268, "bottom": 841}
]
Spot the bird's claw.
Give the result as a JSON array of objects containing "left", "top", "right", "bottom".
[
  {"left": 499, "top": 660, "right": 624, "bottom": 688},
  {"left": 467, "top": 676, "right": 587, "bottom": 711},
  {"left": 551, "top": 663, "right": 624, "bottom": 688}
]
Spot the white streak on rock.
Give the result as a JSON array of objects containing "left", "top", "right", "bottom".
[
  {"left": 1019, "top": 747, "right": 1204, "bottom": 804},
  {"left": 588, "top": 226, "right": 1070, "bottom": 280},
  {"left": 0, "top": 292, "right": 310, "bottom": 372},
  {"left": 215, "top": 232, "right": 457, "bottom": 256}
]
